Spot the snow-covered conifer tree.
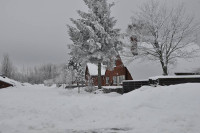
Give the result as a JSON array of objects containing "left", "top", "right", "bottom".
[
  {"left": 68, "top": 0, "right": 122, "bottom": 89},
  {"left": 68, "top": 57, "right": 85, "bottom": 88}
]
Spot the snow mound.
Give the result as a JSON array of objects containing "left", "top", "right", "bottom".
[{"left": 0, "top": 83, "right": 200, "bottom": 133}]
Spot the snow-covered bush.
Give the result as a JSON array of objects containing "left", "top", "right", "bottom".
[
  {"left": 84, "top": 86, "right": 97, "bottom": 93},
  {"left": 84, "top": 78, "right": 96, "bottom": 93},
  {"left": 43, "top": 79, "right": 54, "bottom": 87}
]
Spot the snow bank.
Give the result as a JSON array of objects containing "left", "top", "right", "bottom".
[
  {"left": 123, "top": 79, "right": 149, "bottom": 82},
  {"left": 0, "top": 83, "right": 200, "bottom": 133},
  {"left": 102, "top": 86, "right": 122, "bottom": 89}
]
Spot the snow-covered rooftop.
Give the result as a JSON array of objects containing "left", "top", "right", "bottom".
[
  {"left": 87, "top": 63, "right": 106, "bottom": 76},
  {"left": 149, "top": 75, "right": 200, "bottom": 80},
  {"left": 123, "top": 79, "right": 149, "bottom": 82},
  {"left": 120, "top": 43, "right": 200, "bottom": 80},
  {"left": 0, "top": 76, "right": 12, "bottom": 84},
  {"left": 0, "top": 76, "right": 21, "bottom": 87}
]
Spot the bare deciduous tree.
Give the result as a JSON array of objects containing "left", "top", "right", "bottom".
[
  {"left": 127, "top": 0, "right": 200, "bottom": 75},
  {"left": 1, "top": 54, "right": 14, "bottom": 78}
]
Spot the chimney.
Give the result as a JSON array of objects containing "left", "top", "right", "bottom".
[{"left": 130, "top": 36, "right": 138, "bottom": 56}]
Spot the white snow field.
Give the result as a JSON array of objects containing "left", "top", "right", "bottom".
[{"left": 0, "top": 83, "right": 200, "bottom": 133}]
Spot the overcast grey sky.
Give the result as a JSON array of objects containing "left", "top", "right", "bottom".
[{"left": 0, "top": 0, "right": 200, "bottom": 68}]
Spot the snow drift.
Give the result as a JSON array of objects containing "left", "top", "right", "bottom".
[{"left": 0, "top": 83, "right": 200, "bottom": 133}]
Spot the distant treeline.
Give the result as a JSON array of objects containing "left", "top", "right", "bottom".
[{"left": 0, "top": 54, "right": 66, "bottom": 84}]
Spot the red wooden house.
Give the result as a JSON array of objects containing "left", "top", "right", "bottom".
[
  {"left": 85, "top": 57, "right": 133, "bottom": 86},
  {"left": 85, "top": 63, "right": 106, "bottom": 86}
]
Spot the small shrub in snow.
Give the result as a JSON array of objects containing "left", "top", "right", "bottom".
[{"left": 84, "top": 86, "right": 97, "bottom": 93}]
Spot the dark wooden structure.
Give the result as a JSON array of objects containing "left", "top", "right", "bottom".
[
  {"left": 123, "top": 80, "right": 149, "bottom": 93},
  {"left": 123, "top": 75, "right": 200, "bottom": 94},
  {"left": 0, "top": 79, "right": 13, "bottom": 89},
  {"left": 175, "top": 72, "right": 200, "bottom": 75},
  {"left": 65, "top": 85, "right": 85, "bottom": 89},
  {"left": 102, "top": 87, "right": 124, "bottom": 94},
  {"left": 150, "top": 76, "right": 200, "bottom": 86}
]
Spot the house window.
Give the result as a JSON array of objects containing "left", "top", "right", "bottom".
[
  {"left": 106, "top": 77, "right": 109, "bottom": 85},
  {"left": 113, "top": 76, "right": 117, "bottom": 84},
  {"left": 119, "top": 75, "right": 125, "bottom": 84}
]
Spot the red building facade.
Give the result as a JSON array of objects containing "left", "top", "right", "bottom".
[
  {"left": 85, "top": 65, "right": 106, "bottom": 86},
  {"left": 85, "top": 58, "right": 133, "bottom": 86}
]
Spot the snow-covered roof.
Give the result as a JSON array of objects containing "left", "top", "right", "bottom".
[
  {"left": 87, "top": 63, "right": 106, "bottom": 76},
  {"left": 149, "top": 75, "right": 200, "bottom": 80},
  {"left": 120, "top": 43, "right": 200, "bottom": 80},
  {"left": 102, "top": 86, "right": 123, "bottom": 89},
  {"left": 0, "top": 76, "right": 14, "bottom": 85},
  {"left": 123, "top": 79, "right": 149, "bottom": 82},
  {"left": 0, "top": 76, "right": 21, "bottom": 87},
  {"left": 120, "top": 56, "right": 200, "bottom": 80}
]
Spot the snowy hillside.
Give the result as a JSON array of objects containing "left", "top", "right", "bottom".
[{"left": 0, "top": 84, "right": 200, "bottom": 133}]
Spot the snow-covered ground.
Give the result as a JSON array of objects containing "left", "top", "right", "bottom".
[{"left": 0, "top": 83, "right": 200, "bottom": 133}]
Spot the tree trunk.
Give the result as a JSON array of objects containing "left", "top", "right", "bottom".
[
  {"left": 98, "top": 62, "right": 102, "bottom": 89},
  {"left": 77, "top": 82, "right": 80, "bottom": 93},
  {"left": 160, "top": 61, "right": 168, "bottom": 75},
  {"left": 162, "top": 66, "right": 168, "bottom": 76}
]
